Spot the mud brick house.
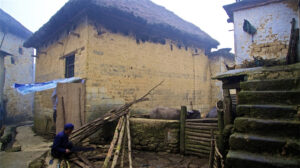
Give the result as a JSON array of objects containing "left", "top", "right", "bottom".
[
  {"left": 24, "top": 0, "right": 234, "bottom": 134},
  {"left": 0, "top": 9, "right": 34, "bottom": 125},
  {"left": 224, "top": 0, "right": 300, "bottom": 64}
]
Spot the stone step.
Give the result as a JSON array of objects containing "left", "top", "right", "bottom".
[
  {"left": 240, "top": 78, "right": 300, "bottom": 91},
  {"left": 234, "top": 117, "right": 300, "bottom": 138},
  {"left": 236, "top": 105, "right": 298, "bottom": 119},
  {"left": 238, "top": 91, "right": 300, "bottom": 105},
  {"left": 229, "top": 133, "right": 300, "bottom": 155},
  {"left": 226, "top": 150, "right": 300, "bottom": 168}
]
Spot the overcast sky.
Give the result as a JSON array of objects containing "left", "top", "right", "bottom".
[{"left": 0, "top": 0, "right": 235, "bottom": 50}]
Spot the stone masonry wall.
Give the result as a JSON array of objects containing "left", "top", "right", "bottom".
[{"left": 130, "top": 118, "right": 180, "bottom": 153}]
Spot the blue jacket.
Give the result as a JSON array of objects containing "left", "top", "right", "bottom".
[{"left": 51, "top": 131, "right": 71, "bottom": 153}]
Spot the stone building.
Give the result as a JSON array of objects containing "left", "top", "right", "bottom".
[
  {"left": 0, "top": 9, "right": 34, "bottom": 125},
  {"left": 24, "top": 0, "right": 231, "bottom": 133},
  {"left": 224, "top": 0, "right": 299, "bottom": 64}
]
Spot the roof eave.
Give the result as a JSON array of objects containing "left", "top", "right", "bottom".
[{"left": 223, "top": 0, "right": 285, "bottom": 23}]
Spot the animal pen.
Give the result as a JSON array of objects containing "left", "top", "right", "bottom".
[{"left": 24, "top": 80, "right": 227, "bottom": 168}]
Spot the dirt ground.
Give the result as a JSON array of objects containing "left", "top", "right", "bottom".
[
  {"left": 131, "top": 151, "right": 209, "bottom": 168},
  {"left": 0, "top": 125, "right": 209, "bottom": 168},
  {"left": 0, "top": 124, "right": 51, "bottom": 168}
]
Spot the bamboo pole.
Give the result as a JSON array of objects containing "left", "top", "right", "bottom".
[
  {"left": 70, "top": 81, "right": 164, "bottom": 144},
  {"left": 120, "top": 127, "right": 126, "bottom": 168},
  {"left": 102, "top": 117, "right": 124, "bottom": 168},
  {"left": 111, "top": 117, "right": 126, "bottom": 168},
  {"left": 126, "top": 114, "right": 133, "bottom": 168}
]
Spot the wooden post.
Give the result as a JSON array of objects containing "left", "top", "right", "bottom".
[
  {"left": 126, "top": 114, "right": 133, "bottom": 168},
  {"left": 180, "top": 106, "right": 187, "bottom": 155},
  {"left": 208, "top": 130, "right": 215, "bottom": 168},
  {"left": 217, "top": 109, "right": 224, "bottom": 156},
  {"left": 0, "top": 55, "right": 5, "bottom": 128},
  {"left": 223, "top": 89, "right": 232, "bottom": 126}
]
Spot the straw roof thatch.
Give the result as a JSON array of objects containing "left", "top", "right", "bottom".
[
  {"left": 0, "top": 9, "right": 32, "bottom": 39},
  {"left": 24, "top": 0, "right": 219, "bottom": 49}
]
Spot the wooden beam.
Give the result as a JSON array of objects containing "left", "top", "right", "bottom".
[{"left": 180, "top": 106, "right": 187, "bottom": 155}]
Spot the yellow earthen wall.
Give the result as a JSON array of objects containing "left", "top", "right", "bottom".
[
  {"left": 34, "top": 19, "right": 88, "bottom": 133},
  {"left": 34, "top": 19, "right": 218, "bottom": 133},
  {"left": 85, "top": 23, "right": 213, "bottom": 120}
]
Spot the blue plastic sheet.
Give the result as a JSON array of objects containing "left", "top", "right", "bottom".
[{"left": 12, "top": 77, "right": 82, "bottom": 95}]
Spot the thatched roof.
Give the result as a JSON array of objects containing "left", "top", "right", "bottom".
[
  {"left": 224, "top": 0, "right": 284, "bottom": 23},
  {"left": 24, "top": 0, "right": 219, "bottom": 49},
  {"left": 0, "top": 9, "right": 32, "bottom": 39}
]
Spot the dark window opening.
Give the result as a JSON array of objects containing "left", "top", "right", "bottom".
[
  {"left": 18, "top": 47, "right": 23, "bottom": 55},
  {"left": 65, "top": 54, "right": 75, "bottom": 78}
]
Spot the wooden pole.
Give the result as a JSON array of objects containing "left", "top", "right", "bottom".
[
  {"left": 61, "top": 96, "right": 66, "bottom": 125},
  {"left": 180, "top": 106, "right": 187, "bottom": 154},
  {"left": 0, "top": 55, "right": 4, "bottom": 127},
  {"left": 111, "top": 117, "right": 126, "bottom": 168},
  {"left": 120, "top": 130, "right": 126, "bottom": 168},
  {"left": 217, "top": 100, "right": 225, "bottom": 155},
  {"left": 208, "top": 130, "right": 215, "bottom": 168},
  {"left": 102, "top": 117, "right": 124, "bottom": 168},
  {"left": 223, "top": 89, "right": 232, "bottom": 126},
  {"left": 126, "top": 113, "right": 133, "bottom": 168}
]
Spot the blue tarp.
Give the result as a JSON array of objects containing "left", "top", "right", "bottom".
[{"left": 12, "top": 77, "right": 82, "bottom": 95}]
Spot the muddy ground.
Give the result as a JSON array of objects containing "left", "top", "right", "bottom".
[{"left": 1, "top": 125, "right": 209, "bottom": 168}]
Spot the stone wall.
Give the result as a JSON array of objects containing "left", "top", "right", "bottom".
[
  {"left": 0, "top": 31, "right": 34, "bottom": 123},
  {"left": 130, "top": 118, "right": 179, "bottom": 153},
  {"left": 233, "top": 0, "right": 298, "bottom": 64}
]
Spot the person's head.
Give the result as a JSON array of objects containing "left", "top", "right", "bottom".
[{"left": 64, "top": 123, "right": 74, "bottom": 136}]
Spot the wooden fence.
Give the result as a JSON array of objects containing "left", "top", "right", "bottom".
[{"left": 180, "top": 106, "right": 218, "bottom": 158}]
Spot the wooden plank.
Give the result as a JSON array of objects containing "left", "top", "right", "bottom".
[
  {"left": 185, "top": 128, "right": 218, "bottom": 134},
  {"left": 185, "top": 125, "right": 218, "bottom": 130},
  {"left": 185, "top": 122, "right": 218, "bottom": 127},
  {"left": 56, "top": 83, "right": 85, "bottom": 133},
  {"left": 180, "top": 106, "right": 187, "bottom": 155},
  {"left": 186, "top": 118, "right": 218, "bottom": 123},
  {"left": 185, "top": 139, "right": 211, "bottom": 147},
  {"left": 185, "top": 131, "right": 212, "bottom": 138},
  {"left": 186, "top": 135, "right": 212, "bottom": 142},
  {"left": 185, "top": 144, "right": 211, "bottom": 151}
]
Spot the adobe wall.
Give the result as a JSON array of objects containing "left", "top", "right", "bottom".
[
  {"left": 0, "top": 31, "right": 34, "bottom": 123},
  {"left": 33, "top": 19, "right": 89, "bottom": 134},
  {"left": 85, "top": 23, "right": 214, "bottom": 120},
  {"left": 233, "top": 0, "right": 298, "bottom": 64}
]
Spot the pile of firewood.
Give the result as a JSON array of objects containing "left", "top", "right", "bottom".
[{"left": 67, "top": 81, "right": 164, "bottom": 168}]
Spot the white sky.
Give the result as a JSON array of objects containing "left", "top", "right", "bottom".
[{"left": 0, "top": 0, "right": 235, "bottom": 50}]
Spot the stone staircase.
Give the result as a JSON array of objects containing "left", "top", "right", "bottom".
[{"left": 226, "top": 78, "right": 300, "bottom": 168}]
